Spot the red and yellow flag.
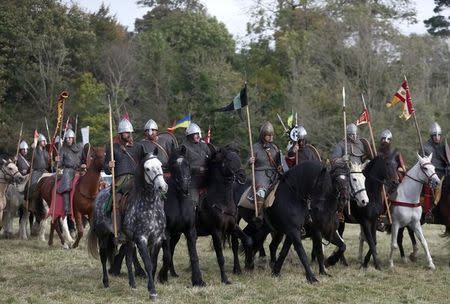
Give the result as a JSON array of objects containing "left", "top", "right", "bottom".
[
  {"left": 387, "top": 79, "right": 415, "bottom": 120},
  {"left": 355, "top": 108, "right": 370, "bottom": 126}
]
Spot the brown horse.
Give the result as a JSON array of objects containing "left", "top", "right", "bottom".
[
  {"left": 31, "top": 145, "right": 105, "bottom": 248},
  {"left": 72, "top": 145, "right": 105, "bottom": 248}
]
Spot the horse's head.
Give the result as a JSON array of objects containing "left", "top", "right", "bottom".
[
  {"left": 1, "top": 159, "right": 25, "bottom": 184},
  {"left": 84, "top": 145, "right": 105, "bottom": 171},
  {"left": 363, "top": 154, "right": 400, "bottom": 194},
  {"left": 170, "top": 146, "right": 191, "bottom": 194},
  {"left": 330, "top": 159, "right": 350, "bottom": 210},
  {"left": 213, "top": 147, "right": 241, "bottom": 182},
  {"left": 144, "top": 148, "right": 168, "bottom": 194},
  {"left": 349, "top": 161, "right": 369, "bottom": 207},
  {"left": 416, "top": 153, "right": 440, "bottom": 189}
]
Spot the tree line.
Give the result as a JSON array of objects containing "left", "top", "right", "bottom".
[{"left": 0, "top": 0, "right": 449, "bottom": 165}]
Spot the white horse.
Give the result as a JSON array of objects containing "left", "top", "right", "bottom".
[
  {"left": 349, "top": 161, "right": 370, "bottom": 207},
  {"left": 389, "top": 153, "right": 441, "bottom": 270},
  {"left": 3, "top": 176, "right": 30, "bottom": 239},
  {"left": 0, "top": 160, "right": 26, "bottom": 233}
]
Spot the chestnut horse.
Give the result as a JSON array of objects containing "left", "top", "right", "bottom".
[{"left": 72, "top": 145, "right": 105, "bottom": 248}]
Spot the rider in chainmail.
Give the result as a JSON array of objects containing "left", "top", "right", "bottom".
[
  {"left": 420, "top": 122, "right": 449, "bottom": 223},
  {"left": 285, "top": 125, "right": 321, "bottom": 168},
  {"left": 16, "top": 140, "right": 30, "bottom": 176},
  {"left": 331, "top": 123, "right": 373, "bottom": 165},
  {"left": 135, "top": 119, "right": 177, "bottom": 178},
  {"left": 57, "top": 129, "right": 83, "bottom": 217},
  {"left": 26, "top": 134, "right": 50, "bottom": 202},
  {"left": 104, "top": 117, "right": 137, "bottom": 242},
  {"left": 179, "top": 122, "right": 211, "bottom": 208},
  {"left": 248, "top": 121, "right": 282, "bottom": 223}
]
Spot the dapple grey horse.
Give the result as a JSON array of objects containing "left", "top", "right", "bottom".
[{"left": 389, "top": 153, "right": 440, "bottom": 270}]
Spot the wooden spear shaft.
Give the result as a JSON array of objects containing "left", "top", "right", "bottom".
[
  {"left": 108, "top": 96, "right": 118, "bottom": 240},
  {"left": 343, "top": 87, "right": 351, "bottom": 215},
  {"left": 246, "top": 106, "right": 258, "bottom": 217},
  {"left": 14, "top": 123, "right": 23, "bottom": 165}
]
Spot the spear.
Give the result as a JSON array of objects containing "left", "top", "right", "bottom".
[
  {"left": 343, "top": 86, "right": 351, "bottom": 215},
  {"left": 74, "top": 114, "right": 78, "bottom": 143},
  {"left": 108, "top": 95, "right": 118, "bottom": 241}
]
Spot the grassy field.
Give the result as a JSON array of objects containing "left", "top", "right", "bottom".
[{"left": 0, "top": 223, "right": 449, "bottom": 304}]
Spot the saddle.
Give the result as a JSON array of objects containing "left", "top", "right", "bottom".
[
  {"left": 238, "top": 182, "right": 280, "bottom": 211},
  {"left": 48, "top": 174, "right": 80, "bottom": 219}
]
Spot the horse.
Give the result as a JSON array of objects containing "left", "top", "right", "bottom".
[
  {"left": 154, "top": 146, "right": 206, "bottom": 286},
  {"left": 338, "top": 155, "right": 399, "bottom": 269},
  {"left": 71, "top": 145, "right": 105, "bottom": 248},
  {"left": 2, "top": 175, "right": 29, "bottom": 239},
  {"left": 167, "top": 145, "right": 250, "bottom": 284},
  {"left": 88, "top": 148, "right": 168, "bottom": 301},
  {"left": 0, "top": 159, "right": 26, "bottom": 235},
  {"left": 388, "top": 153, "right": 441, "bottom": 269}
]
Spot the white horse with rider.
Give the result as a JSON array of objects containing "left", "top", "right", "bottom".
[{"left": 388, "top": 153, "right": 441, "bottom": 270}]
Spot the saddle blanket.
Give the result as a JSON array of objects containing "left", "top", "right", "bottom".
[
  {"left": 238, "top": 182, "right": 279, "bottom": 211},
  {"left": 47, "top": 175, "right": 80, "bottom": 220}
]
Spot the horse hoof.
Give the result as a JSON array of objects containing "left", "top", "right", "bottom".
[
  {"left": 149, "top": 293, "right": 158, "bottom": 301},
  {"left": 233, "top": 267, "right": 242, "bottom": 275},
  {"left": 223, "top": 279, "right": 232, "bottom": 285},
  {"left": 170, "top": 271, "right": 179, "bottom": 278},
  {"left": 409, "top": 254, "right": 417, "bottom": 263},
  {"left": 428, "top": 263, "right": 436, "bottom": 271},
  {"left": 103, "top": 281, "right": 109, "bottom": 288},
  {"left": 135, "top": 269, "right": 146, "bottom": 278},
  {"left": 158, "top": 272, "right": 168, "bottom": 284},
  {"left": 307, "top": 276, "right": 318, "bottom": 284},
  {"left": 193, "top": 279, "right": 206, "bottom": 287},
  {"left": 62, "top": 243, "right": 70, "bottom": 250}
]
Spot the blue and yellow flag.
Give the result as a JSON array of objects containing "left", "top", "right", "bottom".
[{"left": 167, "top": 113, "right": 191, "bottom": 131}]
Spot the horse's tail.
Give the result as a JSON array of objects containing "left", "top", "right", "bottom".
[{"left": 87, "top": 228, "right": 99, "bottom": 259}]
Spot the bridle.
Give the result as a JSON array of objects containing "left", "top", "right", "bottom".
[
  {"left": 349, "top": 170, "right": 366, "bottom": 198},
  {"left": 1, "top": 164, "right": 22, "bottom": 184},
  {"left": 405, "top": 162, "right": 438, "bottom": 185},
  {"left": 145, "top": 155, "right": 164, "bottom": 185}
]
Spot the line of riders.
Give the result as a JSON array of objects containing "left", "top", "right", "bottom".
[{"left": 15, "top": 117, "right": 449, "bottom": 238}]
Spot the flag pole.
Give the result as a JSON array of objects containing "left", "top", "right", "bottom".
[
  {"left": 404, "top": 75, "right": 425, "bottom": 155},
  {"left": 295, "top": 112, "right": 299, "bottom": 165},
  {"left": 108, "top": 95, "right": 118, "bottom": 241},
  {"left": 362, "top": 94, "right": 392, "bottom": 224},
  {"left": 14, "top": 123, "right": 24, "bottom": 165},
  {"left": 342, "top": 87, "right": 351, "bottom": 215},
  {"left": 74, "top": 114, "right": 78, "bottom": 143},
  {"left": 246, "top": 105, "right": 258, "bottom": 217}
]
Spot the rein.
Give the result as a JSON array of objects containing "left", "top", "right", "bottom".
[
  {"left": 405, "top": 162, "right": 438, "bottom": 185},
  {"left": 349, "top": 171, "right": 366, "bottom": 197}
]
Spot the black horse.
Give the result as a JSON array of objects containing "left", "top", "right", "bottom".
[
  {"left": 338, "top": 154, "right": 398, "bottom": 269},
  {"left": 236, "top": 160, "right": 350, "bottom": 274},
  {"left": 169, "top": 145, "right": 251, "bottom": 284},
  {"left": 154, "top": 146, "right": 205, "bottom": 286},
  {"left": 240, "top": 161, "right": 337, "bottom": 283},
  {"left": 88, "top": 150, "right": 168, "bottom": 301}
]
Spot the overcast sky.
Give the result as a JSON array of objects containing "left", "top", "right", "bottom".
[{"left": 63, "top": 0, "right": 435, "bottom": 37}]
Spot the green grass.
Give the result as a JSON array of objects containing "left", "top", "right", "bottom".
[{"left": 0, "top": 223, "right": 449, "bottom": 304}]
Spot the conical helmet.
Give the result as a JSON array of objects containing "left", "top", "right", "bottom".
[
  {"left": 380, "top": 129, "right": 392, "bottom": 141},
  {"left": 186, "top": 123, "right": 201, "bottom": 137},
  {"left": 38, "top": 134, "right": 47, "bottom": 143},
  {"left": 259, "top": 122, "right": 274, "bottom": 138},
  {"left": 298, "top": 126, "right": 307, "bottom": 140},
  {"left": 118, "top": 119, "right": 134, "bottom": 133},
  {"left": 346, "top": 123, "right": 357, "bottom": 136},
  {"left": 64, "top": 129, "right": 75, "bottom": 139},
  {"left": 19, "top": 140, "right": 28, "bottom": 150},
  {"left": 429, "top": 122, "right": 442, "bottom": 136},
  {"left": 144, "top": 119, "right": 158, "bottom": 131}
]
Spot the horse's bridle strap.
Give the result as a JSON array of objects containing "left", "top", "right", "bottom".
[{"left": 390, "top": 201, "right": 421, "bottom": 208}]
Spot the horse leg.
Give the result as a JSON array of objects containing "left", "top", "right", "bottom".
[
  {"left": 185, "top": 228, "right": 206, "bottom": 286},
  {"left": 151, "top": 243, "right": 160, "bottom": 279},
  {"left": 135, "top": 239, "right": 158, "bottom": 301},
  {"left": 168, "top": 232, "right": 181, "bottom": 277},
  {"left": 72, "top": 212, "right": 83, "bottom": 249},
  {"left": 271, "top": 234, "right": 292, "bottom": 276},
  {"left": 110, "top": 244, "right": 126, "bottom": 276},
  {"left": 231, "top": 229, "right": 242, "bottom": 275},
  {"left": 358, "top": 229, "right": 365, "bottom": 264},
  {"left": 100, "top": 246, "right": 110, "bottom": 288},
  {"left": 361, "top": 221, "right": 380, "bottom": 270},
  {"left": 389, "top": 220, "right": 400, "bottom": 268},
  {"left": 411, "top": 222, "right": 435, "bottom": 270},
  {"left": 338, "top": 222, "right": 348, "bottom": 266},
  {"left": 157, "top": 238, "right": 170, "bottom": 283},
  {"left": 311, "top": 229, "right": 328, "bottom": 275},
  {"left": 325, "top": 230, "right": 347, "bottom": 267},
  {"left": 397, "top": 227, "right": 406, "bottom": 262},
  {"left": 60, "top": 217, "right": 74, "bottom": 246},
  {"left": 134, "top": 246, "right": 146, "bottom": 277},
  {"left": 211, "top": 230, "right": 230, "bottom": 285},
  {"left": 269, "top": 231, "right": 283, "bottom": 268},
  {"left": 407, "top": 226, "right": 419, "bottom": 262},
  {"left": 291, "top": 232, "right": 318, "bottom": 283},
  {"left": 124, "top": 243, "right": 137, "bottom": 289},
  {"left": 19, "top": 208, "right": 29, "bottom": 240},
  {"left": 38, "top": 217, "right": 48, "bottom": 242}
]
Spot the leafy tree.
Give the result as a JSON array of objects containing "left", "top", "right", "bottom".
[{"left": 424, "top": 0, "right": 450, "bottom": 36}]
